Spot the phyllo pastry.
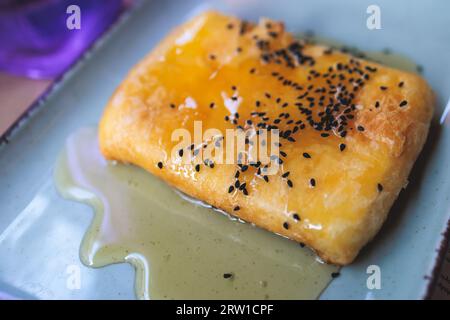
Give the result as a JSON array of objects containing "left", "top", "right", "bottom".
[{"left": 99, "top": 11, "right": 434, "bottom": 265}]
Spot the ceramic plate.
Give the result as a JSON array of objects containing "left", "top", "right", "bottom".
[{"left": 0, "top": 0, "right": 449, "bottom": 299}]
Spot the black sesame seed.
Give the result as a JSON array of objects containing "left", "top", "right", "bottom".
[
  {"left": 375, "top": 101, "right": 380, "bottom": 108},
  {"left": 380, "top": 86, "right": 388, "bottom": 91},
  {"left": 170, "top": 103, "right": 176, "bottom": 109},
  {"left": 157, "top": 162, "right": 163, "bottom": 169},
  {"left": 228, "top": 185, "right": 235, "bottom": 193},
  {"left": 331, "top": 272, "right": 340, "bottom": 278},
  {"left": 398, "top": 81, "right": 404, "bottom": 88},
  {"left": 300, "top": 242, "right": 305, "bottom": 248},
  {"left": 310, "top": 178, "right": 316, "bottom": 187},
  {"left": 282, "top": 172, "right": 290, "bottom": 178},
  {"left": 234, "top": 206, "right": 240, "bottom": 211},
  {"left": 292, "top": 213, "right": 300, "bottom": 221},
  {"left": 178, "top": 149, "right": 183, "bottom": 157},
  {"left": 283, "top": 222, "right": 290, "bottom": 230},
  {"left": 263, "top": 175, "right": 269, "bottom": 183},
  {"left": 303, "top": 152, "right": 311, "bottom": 159},
  {"left": 357, "top": 125, "right": 365, "bottom": 132},
  {"left": 339, "top": 143, "right": 346, "bottom": 152},
  {"left": 195, "top": 164, "right": 200, "bottom": 172},
  {"left": 223, "top": 273, "right": 233, "bottom": 279},
  {"left": 377, "top": 183, "right": 383, "bottom": 192},
  {"left": 399, "top": 100, "right": 408, "bottom": 107},
  {"left": 287, "top": 180, "right": 293, "bottom": 188}
]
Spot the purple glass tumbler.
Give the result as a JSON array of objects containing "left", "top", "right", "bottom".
[{"left": 0, "top": 0, "right": 126, "bottom": 79}]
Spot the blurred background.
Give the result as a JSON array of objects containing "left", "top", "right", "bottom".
[{"left": 0, "top": 0, "right": 137, "bottom": 136}]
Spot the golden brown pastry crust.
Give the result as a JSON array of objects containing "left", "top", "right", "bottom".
[{"left": 99, "top": 11, "right": 434, "bottom": 265}]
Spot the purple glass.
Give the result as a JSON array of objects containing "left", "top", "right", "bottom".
[{"left": 0, "top": 0, "right": 127, "bottom": 79}]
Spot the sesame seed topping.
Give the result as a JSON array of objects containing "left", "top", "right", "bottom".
[
  {"left": 283, "top": 222, "right": 290, "bottom": 230},
  {"left": 234, "top": 206, "right": 240, "bottom": 211},
  {"left": 292, "top": 213, "right": 300, "bottom": 221},
  {"left": 377, "top": 183, "right": 383, "bottom": 192},
  {"left": 399, "top": 100, "right": 408, "bottom": 107},
  {"left": 157, "top": 162, "right": 163, "bottom": 169},
  {"left": 192, "top": 30, "right": 389, "bottom": 201}
]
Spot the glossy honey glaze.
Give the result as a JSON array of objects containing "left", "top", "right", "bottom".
[{"left": 54, "top": 127, "right": 338, "bottom": 299}]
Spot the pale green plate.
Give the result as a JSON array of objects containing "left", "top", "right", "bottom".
[{"left": 0, "top": 0, "right": 449, "bottom": 299}]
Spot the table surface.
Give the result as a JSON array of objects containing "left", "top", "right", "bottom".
[{"left": 0, "top": 72, "right": 52, "bottom": 136}]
